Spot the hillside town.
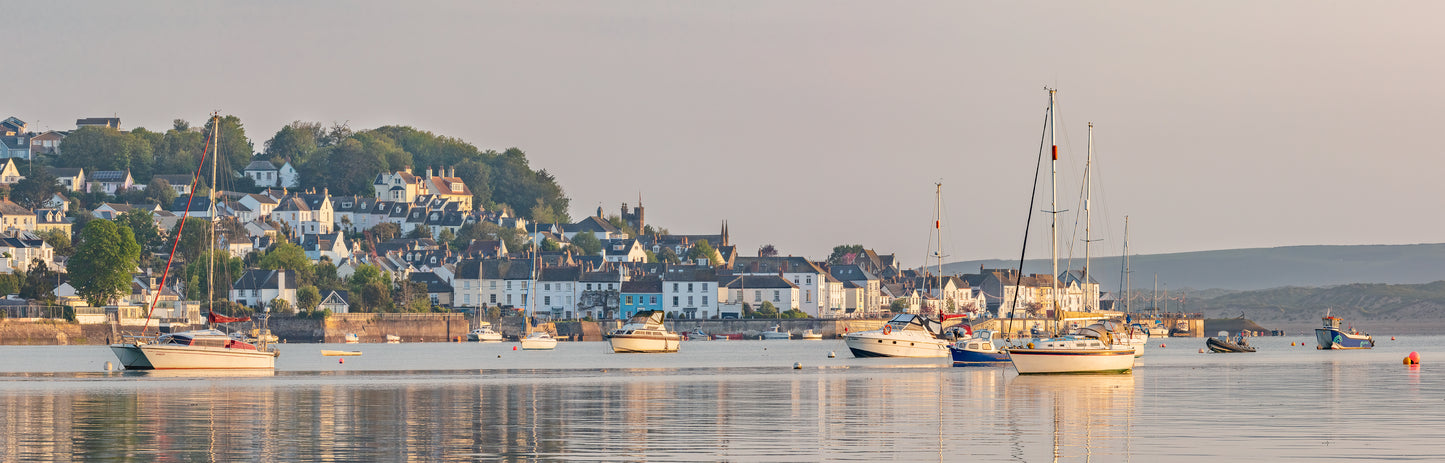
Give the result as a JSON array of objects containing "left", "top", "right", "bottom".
[{"left": 0, "top": 115, "right": 1110, "bottom": 327}]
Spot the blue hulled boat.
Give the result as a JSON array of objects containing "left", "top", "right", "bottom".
[
  {"left": 1315, "top": 314, "right": 1373, "bottom": 350},
  {"left": 949, "top": 329, "right": 1010, "bottom": 366}
]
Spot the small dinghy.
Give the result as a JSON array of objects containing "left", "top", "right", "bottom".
[{"left": 1206, "top": 331, "right": 1256, "bottom": 353}]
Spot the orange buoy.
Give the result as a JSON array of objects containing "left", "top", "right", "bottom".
[
  {"left": 1408, "top": 351, "right": 1420, "bottom": 364},
  {"left": 1391, "top": 336, "right": 1397, "bottom": 341},
  {"left": 339, "top": 358, "right": 344, "bottom": 364},
  {"left": 1198, "top": 348, "right": 1205, "bottom": 353}
]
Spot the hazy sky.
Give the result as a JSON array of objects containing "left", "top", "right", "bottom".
[{"left": 10, "top": 1, "right": 1445, "bottom": 269}]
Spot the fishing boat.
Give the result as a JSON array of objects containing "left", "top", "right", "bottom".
[
  {"left": 760, "top": 324, "right": 791, "bottom": 340},
  {"left": 605, "top": 310, "right": 680, "bottom": 353},
  {"left": 468, "top": 322, "right": 503, "bottom": 342},
  {"left": 1206, "top": 331, "right": 1256, "bottom": 353},
  {"left": 949, "top": 327, "right": 1010, "bottom": 366},
  {"left": 843, "top": 313, "right": 949, "bottom": 358},
  {"left": 109, "top": 114, "right": 279, "bottom": 370},
  {"left": 1315, "top": 312, "right": 1373, "bottom": 349},
  {"left": 1005, "top": 89, "right": 1135, "bottom": 375},
  {"left": 800, "top": 329, "right": 823, "bottom": 340}
]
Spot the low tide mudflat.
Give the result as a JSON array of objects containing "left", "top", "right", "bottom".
[{"left": 1, "top": 337, "right": 1439, "bottom": 461}]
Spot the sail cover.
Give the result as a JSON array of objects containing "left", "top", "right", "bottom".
[{"left": 208, "top": 312, "right": 252, "bottom": 324}]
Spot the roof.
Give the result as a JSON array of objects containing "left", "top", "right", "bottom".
[
  {"left": 49, "top": 167, "right": 84, "bottom": 178},
  {"left": 622, "top": 278, "right": 663, "bottom": 293},
  {"left": 244, "top": 160, "right": 279, "bottom": 172},
  {"left": 568, "top": 216, "right": 620, "bottom": 235},
  {"left": 0, "top": 200, "right": 30, "bottom": 215},
  {"left": 150, "top": 174, "right": 194, "bottom": 186},
  {"left": 76, "top": 117, "right": 120, "bottom": 127},
  {"left": 829, "top": 264, "right": 877, "bottom": 282},
  {"left": 734, "top": 256, "right": 827, "bottom": 275},
  {"left": 721, "top": 275, "right": 798, "bottom": 289},
  {"left": 231, "top": 269, "right": 298, "bottom": 290},
  {"left": 91, "top": 170, "right": 130, "bottom": 182},
  {"left": 408, "top": 271, "right": 454, "bottom": 293}
]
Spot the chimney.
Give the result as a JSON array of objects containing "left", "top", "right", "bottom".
[{"left": 426, "top": 167, "right": 433, "bottom": 178}]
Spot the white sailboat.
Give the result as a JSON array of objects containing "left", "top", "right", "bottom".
[
  {"left": 110, "top": 114, "right": 279, "bottom": 370},
  {"left": 1006, "top": 89, "right": 1136, "bottom": 375},
  {"left": 519, "top": 246, "right": 557, "bottom": 350}
]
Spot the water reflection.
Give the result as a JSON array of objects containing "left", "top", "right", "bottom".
[{"left": 1007, "top": 374, "right": 1137, "bottom": 462}]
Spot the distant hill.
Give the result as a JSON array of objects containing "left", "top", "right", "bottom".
[
  {"left": 943, "top": 243, "right": 1445, "bottom": 291},
  {"left": 1191, "top": 281, "right": 1445, "bottom": 335}
]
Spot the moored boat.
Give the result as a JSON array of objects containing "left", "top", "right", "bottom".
[
  {"left": 605, "top": 310, "right": 680, "bottom": 353},
  {"left": 468, "top": 323, "right": 503, "bottom": 342},
  {"left": 110, "top": 328, "right": 279, "bottom": 370},
  {"left": 760, "top": 324, "right": 790, "bottom": 340},
  {"left": 1315, "top": 313, "right": 1373, "bottom": 349},
  {"left": 385, "top": 334, "right": 401, "bottom": 344},
  {"left": 949, "top": 328, "right": 1010, "bottom": 366},
  {"left": 800, "top": 329, "right": 823, "bottom": 340},
  {"left": 1206, "top": 331, "right": 1256, "bottom": 353},
  {"left": 520, "top": 331, "right": 558, "bottom": 350},
  {"left": 685, "top": 327, "right": 709, "bottom": 340},
  {"left": 344, "top": 333, "right": 360, "bottom": 344},
  {"left": 843, "top": 314, "right": 949, "bottom": 358}
]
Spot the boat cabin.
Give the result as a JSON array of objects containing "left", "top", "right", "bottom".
[{"left": 155, "top": 329, "right": 258, "bottom": 350}]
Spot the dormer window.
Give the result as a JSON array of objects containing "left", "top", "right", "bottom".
[{"left": 451, "top": 182, "right": 462, "bottom": 191}]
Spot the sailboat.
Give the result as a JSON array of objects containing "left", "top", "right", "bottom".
[
  {"left": 110, "top": 114, "right": 279, "bottom": 370},
  {"left": 1080, "top": 124, "right": 1147, "bottom": 357},
  {"left": 1005, "top": 89, "right": 1136, "bottom": 375},
  {"left": 519, "top": 245, "right": 557, "bottom": 350}
]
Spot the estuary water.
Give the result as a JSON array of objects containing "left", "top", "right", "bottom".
[{"left": 0, "top": 336, "right": 1441, "bottom": 461}]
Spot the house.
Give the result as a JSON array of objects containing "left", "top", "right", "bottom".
[
  {"left": 0, "top": 159, "right": 23, "bottom": 184},
  {"left": 271, "top": 189, "right": 333, "bottom": 235},
  {"left": 719, "top": 275, "right": 800, "bottom": 316},
  {"left": 453, "top": 258, "right": 520, "bottom": 309},
  {"left": 733, "top": 256, "right": 832, "bottom": 318},
  {"left": 576, "top": 269, "right": 623, "bottom": 319},
  {"left": 317, "top": 290, "right": 350, "bottom": 314},
  {"left": 0, "top": 117, "right": 25, "bottom": 136},
  {"left": 461, "top": 239, "right": 508, "bottom": 259},
  {"left": 170, "top": 197, "right": 213, "bottom": 219},
  {"left": 41, "top": 193, "right": 70, "bottom": 212},
  {"left": 230, "top": 269, "right": 297, "bottom": 311},
  {"left": 242, "top": 160, "right": 298, "bottom": 188},
  {"left": 34, "top": 209, "right": 70, "bottom": 235},
  {"left": 661, "top": 265, "right": 716, "bottom": 319},
  {"left": 0, "top": 136, "right": 29, "bottom": 160},
  {"left": 565, "top": 215, "right": 624, "bottom": 240},
  {"left": 535, "top": 266, "right": 581, "bottom": 319},
  {"left": 150, "top": 174, "right": 195, "bottom": 195},
  {"left": 90, "top": 170, "right": 134, "bottom": 195},
  {"left": 620, "top": 278, "right": 663, "bottom": 319},
  {"left": 0, "top": 231, "right": 54, "bottom": 273},
  {"left": 830, "top": 264, "right": 881, "bottom": 317},
  {"left": 408, "top": 271, "right": 454, "bottom": 308},
  {"left": 601, "top": 238, "right": 647, "bottom": 263},
  {"left": 373, "top": 168, "right": 423, "bottom": 203},
  {"left": 49, "top": 168, "right": 86, "bottom": 192},
  {"left": 76, "top": 117, "right": 120, "bottom": 129},
  {"left": 300, "top": 232, "right": 350, "bottom": 262},
  {"left": 27, "top": 130, "right": 65, "bottom": 156},
  {"left": 1059, "top": 270, "right": 1103, "bottom": 312},
  {"left": 235, "top": 193, "right": 278, "bottom": 218},
  {"left": 0, "top": 200, "right": 35, "bottom": 233},
  {"left": 419, "top": 167, "right": 472, "bottom": 210}
]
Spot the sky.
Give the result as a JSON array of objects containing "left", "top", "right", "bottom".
[{"left": 9, "top": 1, "right": 1445, "bottom": 270}]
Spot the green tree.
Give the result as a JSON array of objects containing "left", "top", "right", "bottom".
[
  {"left": 826, "top": 244, "right": 866, "bottom": 265},
  {"left": 644, "top": 250, "right": 659, "bottom": 263},
  {"left": 183, "top": 250, "right": 244, "bottom": 304},
  {"left": 203, "top": 115, "right": 254, "bottom": 174},
  {"left": 257, "top": 241, "right": 315, "bottom": 286},
  {"left": 169, "top": 218, "right": 210, "bottom": 263},
  {"left": 656, "top": 247, "right": 681, "bottom": 264},
  {"left": 145, "top": 178, "right": 178, "bottom": 209},
  {"left": 118, "top": 209, "right": 163, "bottom": 253},
  {"left": 781, "top": 308, "right": 811, "bottom": 319},
  {"left": 750, "top": 301, "right": 780, "bottom": 318},
  {"left": 348, "top": 264, "right": 391, "bottom": 312},
  {"left": 264, "top": 122, "right": 322, "bottom": 165},
  {"left": 20, "top": 259, "right": 57, "bottom": 302},
  {"left": 758, "top": 244, "right": 778, "bottom": 257},
  {"left": 369, "top": 222, "right": 401, "bottom": 242},
  {"left": 297, "top": 285, "right": 321, "bottom": 312},
  {"left": 10, "top": 167, "right": 60, "bottom": 210},
  {"left": 36, "top": 229, "right": 73, "bottom": 257},
  {"left": 687, "top": 240, "right": 720, "bottom": 265},
  {"left": 570, "top": 231, "right": 601, "bottom": 256},
  {"left": 267, "top": 298, "right": 293, "bottom": 314},
  {"left": 540, "top": 238, "right": 561, "bottom": 252},
  {"left": 0, "top": 273, "right": 18, "bottom": 296},
  {"left": 889, "top": 299, "right": 910, "bottom": 314},
  {"left": 436, "top": 229, "right": 456, "bottom": 249},
  {"left": 70, "top": 220, "right": 142, "bottom": 306}
]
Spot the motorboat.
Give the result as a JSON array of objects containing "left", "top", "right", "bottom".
[
  {"left": 1007, "top": 321, "right": 1136, "bottom": 374},
  {"left": 760, "top": 324, "right": 790, "bottom": 340},
  {"left": 949, "top": 328, "right": 1010, "bottom": 366},
  {"left": 1147, "top": 323, "right": 1169, "bottom": 338},
  {"left": 344, "top": 333, "right": 359, "bottom": 344},
  {"left": 1315, "top": 313, "right": 1373, "bottom": 349},
  {"left": 468, "top": 323, "right": 503, "bottom": 342},
  {"left": 685, "top": 327, "right": 709, "bottom": 340},
  {"left": 385, "top": 334, "right": 401, "bottom": 344},
  {"left": 1117, "top": 323, "right": 1150, "bottom": 357},
  {"left": 1206, "top": 331, "right": 1256, "bottom": 353},
  {"left": 605, "top": 310, "right": 680, "bottom": 353},
  {"left": 843, "top": 314, "right": 949, "bottom": 358},
  {"left": 110, "top": 329, "right": 279, "bottom": 370},
  {"left": 800, "top": 329, "right": 823, "bottom": 340},
  {"left": 520, "top": 331, "right": 558, "bottom": 350}
]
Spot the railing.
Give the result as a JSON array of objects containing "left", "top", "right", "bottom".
[{"left": 0, "top": 304, "right": 70, "bottom": 320}]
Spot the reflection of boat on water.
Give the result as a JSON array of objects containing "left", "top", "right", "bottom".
[
  {"left": 1315, "top": 312, "right": 1373, "bottom": 349},
  {"left": 1007, "top": 373, "right": 1137, "bottom": 461},
  {"left": 800, "top": 329, "right": 823, "bottom": 340},
  {"left": 760, "top": 324, "right": 790, "bottom": 340},
  {"left": 605, "top": 310, "right": 680, "bottom": 353},
  {"left": 468, "top": 323, "right": 503, "bottom": 342},
  {"left": 949, "top": 328, "right": 1010, "bottom": 366},
  {"left": 1206, "top": 331, "right": 1255, "bottom": 353},
  {"left": 842, "top": 314, "right": 949, "bottom": 358}
]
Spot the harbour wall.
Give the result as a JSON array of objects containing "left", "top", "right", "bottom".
[
  {"left": 0, "top": 320, "right": 114, "bottom": 345},
  {"left": 269, "top": 313, "right": 469, "bottom": 343}
]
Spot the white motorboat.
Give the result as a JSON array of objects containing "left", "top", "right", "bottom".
[
  {"left": 1119, "top": 323, "right": 1150, "bottom": 357},
  {"left": 110, "top": 329, "right": 279, "bottom": 370},
  {"left": 520, "top": 331, "right": 558, "bottom": 350},
  {"left": 468, "top": 323, "right": 503, "bottom": 342},
  {"left": 605, "top": 310, "right": 680, "bottom": 353},
  {"left": 385, "top": 334, "right": 401, "bottom": 344},
  {"left": 800, "top": 329, "right": 823, "bottom": 340},
  {"left": 685, "top": 327, "right": 709, "bottom": 340},
  {"left": 843, "top": 314, "right": 949, "bottom": 358},
  {"left": 344, "top": 333, "right": 359, "bottom": 344},
  {"left": 760, "top": 324, "right": 790, "bottom": 340}
]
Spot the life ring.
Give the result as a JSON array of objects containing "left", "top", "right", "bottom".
[{"left": 883, "top": 325, "right": 892, "bottom": 335}]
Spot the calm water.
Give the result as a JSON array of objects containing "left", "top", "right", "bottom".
[{"left": 0, "top": 336, "right": 1441, "bottom": 461}]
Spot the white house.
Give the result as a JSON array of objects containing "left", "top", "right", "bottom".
[
  {"left": 661, "top": 265, "right": 715, "bottom": 319},
  {"left": 733, "top": 256, "right": 831, "bottom": 318},
  {"left": 719, "top": 275, "right": 800, "bottom": 316},
  {"left": 601, "top": 239, "right": 647, "bottom": 263},
  {"left": 230, "top": 269, "right": 297, "bottom": 311}
]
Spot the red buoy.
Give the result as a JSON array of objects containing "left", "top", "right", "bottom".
[
  {"left": 339, "top": 358, "right": 344, "bottom": 364},
  {"left": 513, "top": 346, "right": 518, "bottom": 351},
  {"left": 1408, "top": 351, "right": 1420, "bottom": 365},
  {"left": 1159, "top": 343, "right": 1166, "bottom": 348}
]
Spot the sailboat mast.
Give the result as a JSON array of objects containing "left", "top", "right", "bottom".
[
  {"left": 1047, "top": 88, "right": 1058, "bottom": 323},
  {"left": 207, "top": 115, "right": 218, "bottom": 316},
  {"left": 934, "top": 182, "right": 943, "bottom": 312},
  {"left": 1084, "top": 122, "right": 1093, "bottom": 311},
  {"left": 1122, "top": 216, "right": 1131, "bottom": 313}
]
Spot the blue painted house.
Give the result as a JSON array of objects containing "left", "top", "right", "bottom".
[{"left": 620, "top": 278, "right": 663, "bottom": 319}]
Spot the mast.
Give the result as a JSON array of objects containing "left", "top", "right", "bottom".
[
  {"left": 1083, "top": 122, "right": 1093, "bottom": 311},
  {"left": 934, "top": 182, "right": 944, "bottom": 314},
  {"left": 1047, "top": 87, "right": 1059, "bottom": 328},
  {"left": 1121, "top": 216, "right": 1131, "bottom": 312},
  {"left": 207, "top": 114, "right": 218, "bottom": 324}
]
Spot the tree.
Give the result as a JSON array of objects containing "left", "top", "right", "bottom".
[
  {"left": 20, "top": 259, "right": 57, "bottom": 302},
  {"left": 826, "top": 244, "right": 866, "bottom": 265},
  {"left": 145, "top": 178, "right": 178, "bottom": 208},
  {"left": 10, "top": 168, "right": 60, "bottom": 210},
  {"left": 267, "top": 298, "right": 293, "bottom": 314},
  {"left": 889, "top": 298, "right": 910, "bottom": 314},
  {"left": 781, "top": 308, "right": 811, "bottom": 319},
  {"left": 687, "top": 240, "right": 720, "bottom": 265},
  {"left": 36, "top": 229, "right": 73, "bottom": 257},
  {"left": 202, "top": 115, "right": 254, "bottom": 174},
  {"left": 644, "top": 250, "right": 658, "bottom": 263},
  {"left": 436, "top": 229, "right": 455, "bottom": 249},
  {"left": 264, "top": 122, "right": 322, "bottom": 165},
  {"left": 758, "top": 244, "right": 778, "bottom": 258},
  {"left": 70, "top": 220, "right": 142, "bottom": 306},
  {"left": 297, "top": 285, "right": 321, "bottom": 312},
  {"left": 118, "top": 209, "right": 163, "bottom": 254},
  {"left": 749, "top": 301, "right": 780, "bottom": 318},
  {"left": 370, "top": 222, "right": 401, "bottom": 242},
  {"left": 183, "top": 250, "right": 244, "bottom": 304},
  {"left": 405, "top": 224, "right": 432, "bottom": 239},
  {"left": 348, "top": 264, "right": 391, "bottom": 312},
  {"left": 656, "top": 247, "right": 681, "bottom": 264},
  {"left": 258, "top": 241, "right": 315, "bottom": 287},
  {"left": 170, "top": 218, "right": 210, "bottom": 263},
  {"left": 570, "top": 231, "right": 601, "bottom": 256},
  {"left": 0, "top": 273, "right": 17, "bottom": 296},
  {"left": 540, "top": 238, "right": 562, "bottom": 252}
]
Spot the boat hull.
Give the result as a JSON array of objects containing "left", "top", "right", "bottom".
[
  {"left": 948, "top": 346, "right": 1010, "bottom": 365},
  {"left": 1206, "top": 337, "right": 1256, "bottom": 353},
  {"left": 1007, "top": 348, "right": 1135, "bottom": 374},
  {"left": 110, "top": 344, "right": 278, "bottom": 370},
  {"left": 843, "top": 333, "right": 949, "bottom": 358},
  {"left": 1315, "top": 328, "right": 1373, "bottom": 349},
  {"left": 606, "top": 334, "right": 680, "bottom": 353}
]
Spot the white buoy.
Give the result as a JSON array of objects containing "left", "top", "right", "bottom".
[
  {"left": 104, "top": 361, "right": 113, "bottom": 371},
  {"left": 828, "top": 351, "right": 836, "bottom": 358}
]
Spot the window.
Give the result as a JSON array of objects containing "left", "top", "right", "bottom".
[
  {"left": 490, "top": 281, "right": 496, "bottom": 289},
  {"left": 626, "top": 296, "right": 633, "bottom": 304},
  {"left": 490, "top": 294, "right": 496, "bottom": 304},
  {"left": 464, "top": 295, "right": 471, "bottom": 304},
  {"left": 687, "top": 283, "right": 693, "bottom": 292},
  {"left": 806, "top": 291, "right": 812, "bottom": 302},
  {"left": 754, "top": 290, "right": 761, "bottom": 302},
  {"left": 806, "top": 276, "right": 812, "bottom": 285},
  {"left": 672, "top": 296, "right": 679, "bottom": 306},
  {"left": 506, "top": 294, "right": 513, "bottom": 304},
  {"left": 673, "top": 283, "right": 679, "bottom": 291},
  {"left": 507, "top": 281, "right": 512, "bottom": 290},
  {"left": 774, "top": 291, "right": 781, "bottom": 302},
  {"left": 586, "top": 283, "right": 592, "bottom": 290},
  {"left": 544, "top": 296, "right": 551, "bottom": 306},
  {"left": 702, "top": 296, "right": 708, "bottom": 306},
  {"left": 545, "top": 283, "right": 551, "bottom": 291},
  {"left": 650, "top": 296, "right": 657, "bottom": 304},
  {"left": 688, "top": 296, "right": 693, "bottom": 306},
  {"left": 701, "top": 283, "right": 707, "bottom": 291}
]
